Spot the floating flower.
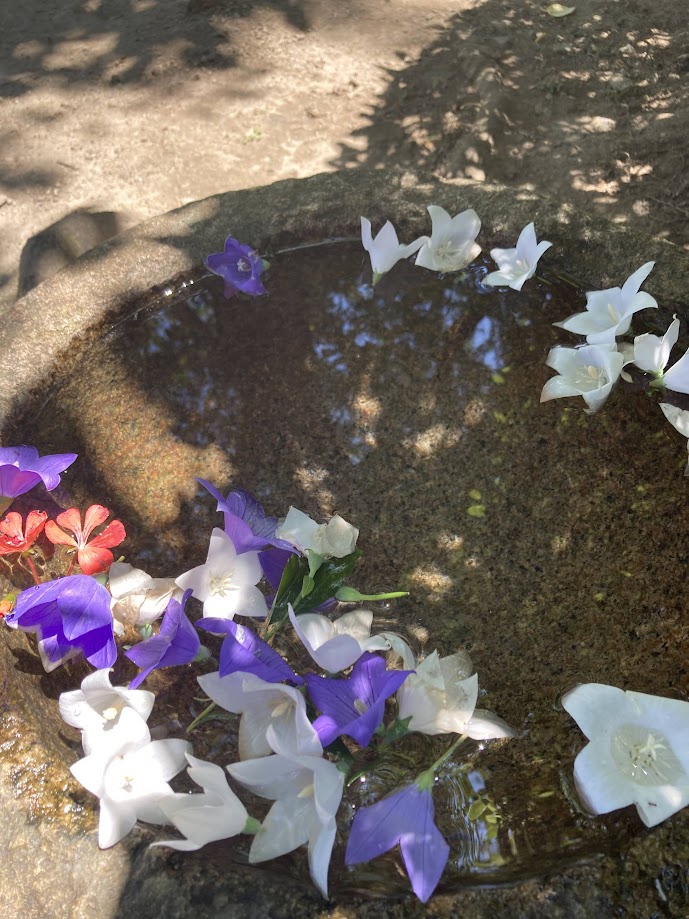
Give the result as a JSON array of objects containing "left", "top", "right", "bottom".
[
  {"left": 175, "top": 527, "right": 268, "bottom": 620},
  {"left": 59, "top": 667, "right": 155, "bottom": 756},
  {"left": 196, "top": 617, "right": 302, "bottom": 684},
  {"left": 154, "top": 753, "right": 252, "bottom": 851},
  {"left": 197, "top": 670, "right": 321, "bottom": 759},
  {"left": 108, "top": 561, "right": 182, "bottom": 634},
  {"left": 125, "top": 590, "right": 200, "bottom": 689},
  {"left": 484, "top": 223, "right": 552, "bottom": 291},
  {"left": 5, "top": 574, "right": 116, "bottom": 671},
  {"left": 45, "top": 505, "right": 126, "bottom": 575},
  {"left": 659, "top": 402, "right": 689, "bottom": 474},
  {"left": 197, "top": 479, "right": 293, "bottom": 554},
  {"left": 540, "top": 343, "right": 624, "bottom": 413},
  {"left": 562, "top": 682, "right": 689, "bottom": 827},
  {"left": 415, "top": 205, "right": 481, "bottom": 273},
  {"left": 289, "top": 604, "right": 389, "bottom": 672},
  {"left": 275, "top": 506, "right": 359, "bottom": 559},
  {"left": 0, "top": 509, "right": 47, "bottom": 556},
  {"left": 205, "top": 236, "right": 267, "bottom": 298},
  {"left": 396, "top": 649, "right": 515, "bottom": 739},
  {"left": 228, "top": 728, "right": 345, "bottom": 897},
  {"left": 554, "top": 262, "right": 657, "bottom": 344},
  {"left": 360, "top": 216, "right": 426, "bottom": 284},
  {"left": 620, "top": 316, "right": 679, "bottom": 382},
  {"left": 305, "top": 651, "right": 412, "bottom": 748},
  {"left": 0, "top": 445, "right": 77, "bottom": 515},
  {"left": 70, "top": 706, "right": 190, "bottom": 848},
  {"left": 345, "top": 780, "right": 449, "bottom": 903}
]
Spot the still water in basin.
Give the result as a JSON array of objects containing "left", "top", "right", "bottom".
[{"left": 9, "top": 242, "right": 689, "bottom": 895}]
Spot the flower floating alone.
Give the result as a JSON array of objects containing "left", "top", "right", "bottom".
[
  {"left": 484, "top": 222, "right": 552, "bottom": 291},
  {"left": 415, "top": 205, "right": 481, "bottom": 273},
  {"left": 345, "top": 780, "right": 449, "bottom": 903},
  {"left": 205, "top": 236, "right": 267, "bottom": 298},
  {"left": 540, "top": 343, "right": 624, "bottom": 413},
  {"left": 554, "top": 262, "right": 657, "bottom": 345},
  {"left": 360, "top": 216, "right": 425, "bottom": 285},
  {"left": 563, "top": 683, "right": 689, "bottom": 827}
]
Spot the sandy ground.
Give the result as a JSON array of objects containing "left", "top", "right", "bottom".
[{"left": 1, "top": 0, "right": 688, "bottom": 310}]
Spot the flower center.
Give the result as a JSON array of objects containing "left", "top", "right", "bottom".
[
  {"left": 209, "top": 572, "right": 237, "bottom": 596},
  {"left": 297, "top": 783, "right": 315, "bottom": 799},
  {"left": 610, "top": 724, "right": 683, "bottom": 785},
  {"left": 270, "top": 699, "right": 293, "bottom": 719},
  {"left": 102, "top": 703, "right": 123, "bottom": 722},
  {"left": 607, "top": 302, "right": 620, "bottom": 323},
  {"left": 236, "top": 257, "right": 251, "bottom": 274},
  {"left": 353, "top": 699, "right": 368, "bottom": 715}
]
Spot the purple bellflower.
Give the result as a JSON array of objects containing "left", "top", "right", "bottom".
[
  {"left": 125, "top": 590, "right": 200, "bottom": 689},
  {"left": 197, "top": 617, "right": 302, "bottom": 685},
  {"left": 305, "top": 652, "right": 412, "bottom": 747},
  {"left": 345, "top": 781, "right": 449, "bottom": 903},
  {"left": 0, "top": 445, "right": 77, "bottom": 514},
  {"left": 197, "top": 479, "right": 294, "bottom": 555},
  {"left": 6, "top": 574, "right": 115, "bottom": 672},
  {"left": 205, "top": 237, "right": 267, "bottom": 298}
]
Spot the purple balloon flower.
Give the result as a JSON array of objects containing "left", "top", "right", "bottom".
[
  {"left": 197, "top": 617, "right": 302, "bottom": 685},
  {"left": 6, "top": 574, "right": 115, "bottom": 672},
  {"left": 125, "top": 590, "right": 200, "bottom": 689},
  {"left": 305, "top": 652, "right": 412, "bottom": 748},
  {"left": 205, "top": 237, "right": 267, "bottom": 298},
  {"left": 197, "top": 479, "right": 293, "bottom": 555},
  {"left": 0, "top": 445, "right": 77, "bottom": 514},
  {"left": 345, "top": 782, "right": 449, "bottom": 903}
]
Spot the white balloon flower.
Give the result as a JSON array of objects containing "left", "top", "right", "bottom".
[
  {"left": 109, "top": 561, "right": 183, "bottom": 635},
  {"left": 275, "top": 506, "right": 358, "bottom": 559},
  {"left": 175, "top": 527, "right": 268, "bottom": 620},
  {"left": 554, "top": 262, "right": 657, "bottom": 345},
  {"left": 288, "top": 604, "right": 389, "bottom": 672},
  {"left": 415, "top": 205, "right": 481, "bottom": 273},
  {"left": 59, "top": 667, "right": 155, "bottom": 756},
  {"left": 360, "top": 216, "right": 426, "bottom": 284},
  {"left": 484, "top": 222, "right": 552, "bottom": 291},
  {"left": 563, "top": 683, "right": 689, "bottom": 827},
  {"left": 540, "top": 343, "right": 624, "bottom": 414},
  {"left": 228, "top": 727, "right": 344, "bottom": 898}
]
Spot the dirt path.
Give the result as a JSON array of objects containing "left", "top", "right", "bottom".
[{"left": 1, "top": 0, "right": 687, "bottom": 311}]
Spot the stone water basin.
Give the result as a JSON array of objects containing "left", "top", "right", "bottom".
[{"left": 5, "top": 238, "right": 689, "bottom": 908}]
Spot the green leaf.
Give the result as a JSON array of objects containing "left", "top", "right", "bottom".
[
  {"left": 301, "top": 575, "right": 315, "bottom": 598},
  {"left": 467, "top": 800, "right": 487, "bottom": 820},
  {"left": 293, "top": 550, "right": 363, "bottom": 615}
]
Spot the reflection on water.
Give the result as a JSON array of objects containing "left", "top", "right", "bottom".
[{"left": 9, "top": 242, "right": 689, "bottom": 895}]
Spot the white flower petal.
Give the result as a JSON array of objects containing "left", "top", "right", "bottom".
[{"left": 573, "top": 741, "right": 637, "bottom": 816}]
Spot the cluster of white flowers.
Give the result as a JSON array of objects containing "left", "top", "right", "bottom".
[
  {"left": 540, "top": 259, "right": 689, "bottom": 467},
  {"left": 360, "top": 207, "right": 551, "bottom": 290}
]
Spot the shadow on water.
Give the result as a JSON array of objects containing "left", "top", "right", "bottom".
[{"left": 7, "top": 241, "right": 689, "bottom": 907}]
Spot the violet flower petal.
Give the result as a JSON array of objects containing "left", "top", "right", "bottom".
[
  {"left": 197, "top": 617, "right": 302, "bottom": 685},
  {"left": 197, "top": 479, "right": 293, "bottom": 553},
  {"left": 345, "top": 783, "right": 449, "bottom": 903},
  {"left": 0, "top": 466, "right": 42, "bottom": 500},
  {"left": 306, "top": 652, "right": 412, "bottom": 747},
  {"left": 126, "top": 590, "right": 199, "bottom": 689}
]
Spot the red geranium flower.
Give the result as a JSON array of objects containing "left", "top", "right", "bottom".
[
  {"left": 0, "top": 510, "right": 47, "bottom": 556},
  {"left": 45, "top": 505, "right": 126, "bottom": 575}
]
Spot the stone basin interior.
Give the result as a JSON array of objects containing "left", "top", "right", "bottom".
[{"left": 4, "top": 240, "right": 689, "bottom": 900}]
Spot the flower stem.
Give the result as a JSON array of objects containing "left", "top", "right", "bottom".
[
  {"left": 186, "top": 701, "right": 217, "bottom": 733},
  {"left": 431, "top": 733, "right": 469, "bottom": 771},
  {"left": 25, "top": 555, "right": 42, "bottom": 587},
  {"left": 65, "top": 556, "right": 76, "bottom": 577}
]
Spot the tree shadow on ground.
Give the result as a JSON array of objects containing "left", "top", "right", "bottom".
[{"left": 331, "top": 0, "right": 689, "bottom": 246}]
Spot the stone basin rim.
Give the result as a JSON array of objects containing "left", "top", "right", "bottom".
[{"left": 2, "top": 168, "right": 687, "bottom": 433}]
